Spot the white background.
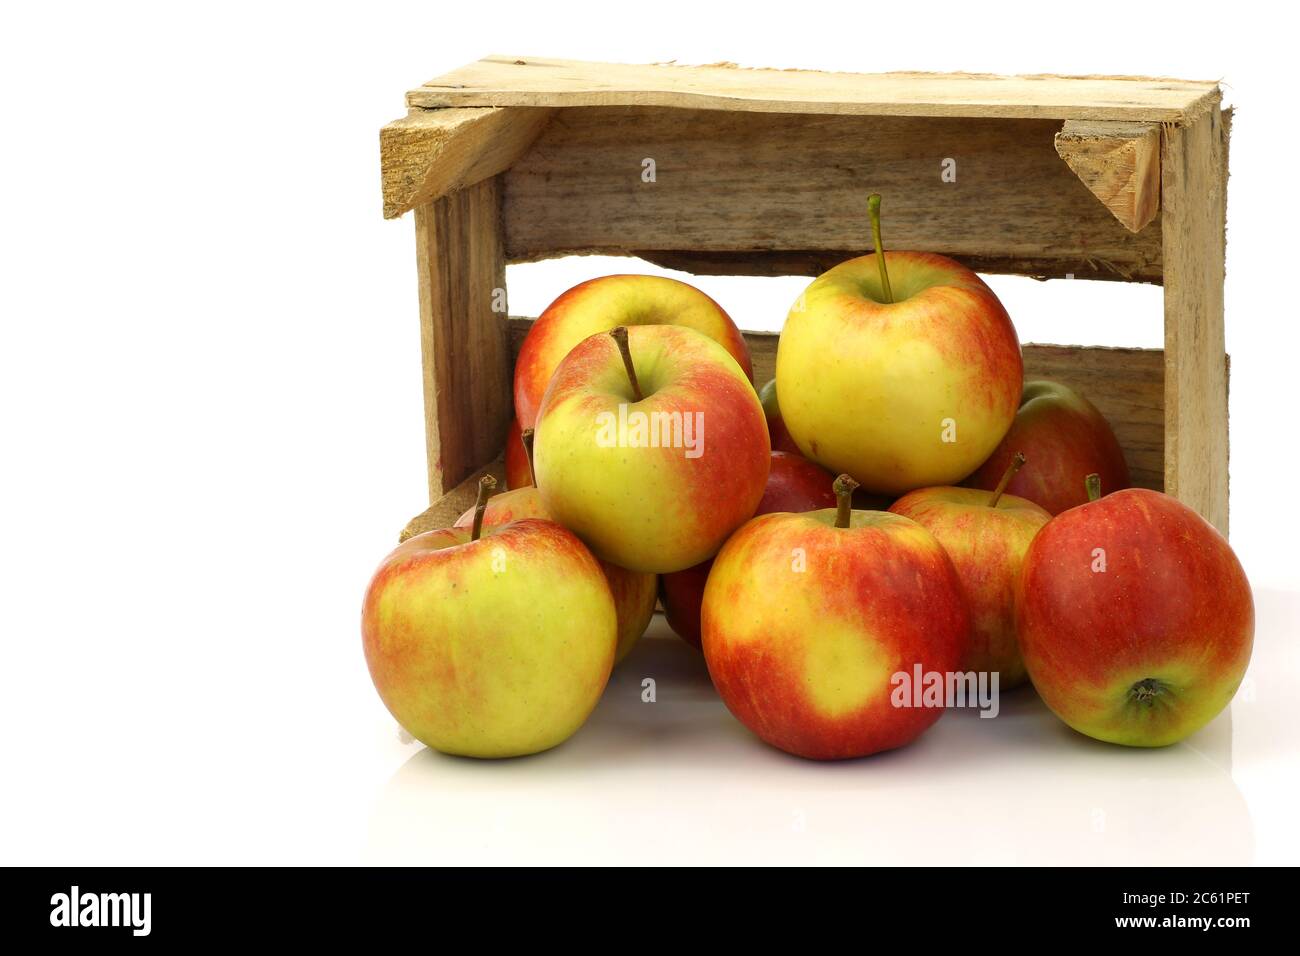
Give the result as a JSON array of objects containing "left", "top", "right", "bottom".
[{"left": 2, "top": 1, "right": 1297, "bottom": 865}]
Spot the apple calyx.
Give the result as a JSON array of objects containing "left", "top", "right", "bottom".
[
  {"left": 989, "top": 452, "right": 1026, "bottom": 509},
  {"left": 833, "top": 473, "right": 859, "bottom": 528},
  {"left": 609, "top": 326, "right": 644, "bottom": 402},
  {"left": 521, "top": 427, "right": 537, "bottom": 486},
  {"left": 470, "top": 475, "right": 498, "bottom": 542},
  {"left": 867, "top": 193, "right": 894, "bottom": 305},
  {"left": 1129, "top": 678, "right": 1166, "bottom": 706},
  {"left": 1085, "top": 473, "right": 1102, "bottom": 502}
]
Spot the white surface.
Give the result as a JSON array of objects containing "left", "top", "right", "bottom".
[
  {"left": 363, "top": 603, "right": 1294, "bottom": 867},
  {"left": 2, "top": 1, "right": 1298, "bottom": 865}
]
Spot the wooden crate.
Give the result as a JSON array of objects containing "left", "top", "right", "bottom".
[{"left": 379, "top": 56, "right": 1231, "bottom": 540}]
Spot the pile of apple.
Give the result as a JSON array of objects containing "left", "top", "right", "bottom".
[{"left": 363, "top": 197, "right": 1254, "bottom": 761}]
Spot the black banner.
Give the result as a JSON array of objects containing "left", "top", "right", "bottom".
[{"left": 5, "top": 867, "right": 1285, "bottom": 942}]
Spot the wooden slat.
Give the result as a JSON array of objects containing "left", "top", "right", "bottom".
[
  {"left": 414, "top": 178, "right": 512, "bottom": 500},
  {"left": 1162, "top": 107, "right": 1230, "bottom": 535},
  {"left": 634, "top": 250, "right": 1149, "bottom": 284},
  {"left": 1054, "top": 121, "right": 1161, "bottom": 233},
  {"left": 410, "top": 56, "right": 1220, "bottom": 123},
  {"left": 503, "top": 108, "right": 1163, "bottom": 282},
  {"left": 504, "top": 318, "right": 1201, "bottom": 495},
  {"left": 381, "top": 106, "right": 553, "bottom": 219}
]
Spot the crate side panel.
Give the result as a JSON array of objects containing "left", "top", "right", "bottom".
[
  {"left": 1162, "top": 107, "right": 1229, "bottom": 534},
  {"left": 415, "top": 178, "right": 512, "bottom": 499},
  {"left": 503, "top": 108, "right": 1163, "bottom": 282}
]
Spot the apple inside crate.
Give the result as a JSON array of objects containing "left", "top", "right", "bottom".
[{"left": 379, "top": 57, "right": 1231, "bottom": 540}]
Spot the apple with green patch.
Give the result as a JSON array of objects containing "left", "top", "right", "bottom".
[
  {"left": 890, "top": 454, "right": 1050, "bottom": 687},
  {"left": 1016, "top": 475, "right": 1253, "bottom": 746},
  {"left": 362, "top": 477, "right": 616, "bottom": 758},
  {"left": 776, "top": 194, "right": 1021, "bottom": 494},
  {"left": 702, "top": 475, "right": 969, "bottom": 760}
]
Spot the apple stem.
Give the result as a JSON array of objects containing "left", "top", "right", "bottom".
[
  {"left": 833, "top": 474, "right": 859, "bottom": 528},
  {"left": 470, "top": 474, "right": 498, "bottom": 542},
  {"left": 1085, "top": 473, "right": 1102, "bottom": 502},
  {"left": 609, "top": 326, "right": 644, "bottom": 402},
  {"left": 989, "top": 452, "right": 1026, "bottom": 508},
  {"left": 868, "top": 193, "right": 894, "bottom": 305},
  {"left": 521, "top": 427, "right": 537, "bottom": 486}
]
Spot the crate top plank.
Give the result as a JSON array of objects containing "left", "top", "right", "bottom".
[{"left": 409, "top": 56, "right": 1220, "bottom": 123}]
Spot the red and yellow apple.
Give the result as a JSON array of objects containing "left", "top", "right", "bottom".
[
  {"left": 1017, "top": 479, "right": 1253, "bottom": 747},
  {"left": 758, "top": 378, "right": 802, "bottom": 455},
  {"left": 702, "top": 476, "right": 969, "bottom": 760},
  {"left": 504, "top": 418, "right": 533, "bottom": 489},
  {"left": 661, "top": 450, "right": 836, "bottom": 648},
  {"left": 775, "top": 195, "right": 1021, "bottom": 494},
  {"left": 453, "top": 483, "right": 548, "bottom": 528},
  {"left": 966, "top": 380, "right": 1130, "bottom": 515},
  {"left": 659, "top": 562, "right": 711, "bottom": 651},
  {"left": 514, "top": 275, "right": 753, "bottom": 429},
  {"left": 890, "top": 457, "right": 1050, "bottom": 687},
  {"left": 362, "top": 486, "right": 616, "bottom": 758},
  {"left": 534, "top": 324, "right": 769, "bottom": 574},
  {"left": 454, "top": 486, "right": 656, "bottom": 663},
  {"left": 755, "top": 450, "right": 839, "bottom": 516}
]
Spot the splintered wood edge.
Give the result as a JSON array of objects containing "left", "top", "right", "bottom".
[
  {"left": 410, "top": 56, "right": 1221, "bottom": 123},
  {"left": 380, "top": 106, "right": 554, "bottom": 219},
  {"left": 1055, "top": 120, "right": 1162, "bottom": 232}
]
